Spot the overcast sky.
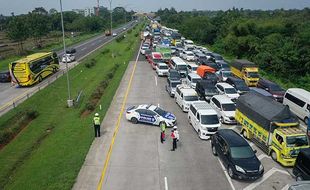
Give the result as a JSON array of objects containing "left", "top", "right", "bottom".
[{"left": 0, "top": 0, "right": 309, "bottom": 15}]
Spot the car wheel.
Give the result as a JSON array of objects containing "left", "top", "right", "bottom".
[
  {"left": 131, "top": 117, "right": 138, "bottom": 124},
  {"left": 211, "top": 144, "right": 217, "bottom": 156},
  {"left": 242, "top": 130, "right": 248, "bottom": 139},
  {"left": 296, "top": 175, "right": 303, "bottom": 181},
  {"left": 305, "top": 117, "right": 309, "bottom": 125},
  {"left": 228, "top": 166, "right": 235, "bottom": 179},
  {"left": 271, "top": 150, "right": 277, "bottom": 162}
]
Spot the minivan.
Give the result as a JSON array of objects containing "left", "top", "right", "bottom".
[
  {"left": 210, "top": 95, "right": 236, "bottom": 124},
  {"left": 186, "top": 73, "right": 201, "bottom": 89},
  {"left": 293, "top": 148, "right": 310, "bottom": 181},
  {"left": 283, "top": 88, "right": 310, "bottom": 124},
  {"left": 188, "top": 101, "right": 220, "bottom": 139},
  {"left": 175, "top": 84, "right": 200, "bottom": 112},
  {"left": 226, "top": 77, "right": 250, "bottom": 94},
  {"left": 170, "top": 57, "right": 188, "bottom": 78},
  {"left": 211, "top": 129, "right": 264, "bottom": 180}
]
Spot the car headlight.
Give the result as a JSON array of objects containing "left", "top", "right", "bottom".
[
  {"left": 235, "top": 165, "right": 246, "bottom": 174},
  {"left": 272, "top": 95, "right": 278, "bottom": 98},
  {"left": 259, "top": 164, "right": 264, "bottom": 172}
]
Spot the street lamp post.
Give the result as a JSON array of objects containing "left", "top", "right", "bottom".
[
  {"left": 59, "top": 0, "right": 73, "bottom": 107},
  {"left": 109, "top": 0, "right": 112, "bottom": 34}
]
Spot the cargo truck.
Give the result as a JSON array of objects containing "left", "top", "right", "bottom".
[
  {"left": 156, "top": 45, "right": 172, "bottom": 62},
  {"left": 230, "top": 60, "right": 259, "bottom": 87},
  {"left": 235, "top": 92, "right": 309, "bottom": 166}
]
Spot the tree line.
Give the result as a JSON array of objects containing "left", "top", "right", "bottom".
[
  {"left": 157, "top": 8, "right": 310, "bottom": 89},
  {"left": 2, "top": 7, "right": 134, "bottom": 53}
]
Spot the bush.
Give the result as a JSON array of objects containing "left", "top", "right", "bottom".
[
  {"left": 101, "top": 48, "right": 110, "bottom": 54},
  {"left": 116, "top": 35, "right": 125, "bottom": 43}
]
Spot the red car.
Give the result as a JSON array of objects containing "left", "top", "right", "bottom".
[{"left": 150, "top": 52, "right": 164, "bottom": 70}]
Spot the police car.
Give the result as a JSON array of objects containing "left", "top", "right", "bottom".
[{"left": 126, "top": 104, "right": 176, "bottom": 127}]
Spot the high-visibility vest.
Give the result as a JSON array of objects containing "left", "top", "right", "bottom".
[{"left": 93, "top": 116, "right": 100, "bottom": 125}]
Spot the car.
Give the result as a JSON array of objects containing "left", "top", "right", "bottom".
[
  {"left": 175, "top": 84, "right": 200, "bottom": 112},
  {"left": 186, "top": 63, "right": 198, "bottom": 74},
  {"left": 195, "top": 53, "right": 208, "bottom": 65},
  {"left": 211, "top": 129, "right": 264, "bottom": 180},
  {"left": 66, "top": 48, "right": 76, "bottom": 54},
  {"left": 126, "top": 104, "right": 176, "bottom": 127},
  {"left": 168, "top": 69, "right": 181, "bottom": 82},
  {"left": 181, "top": 51, "right": 195, "bottom": 61},
  {"left": 150, "top": 52, "right": 164, "bottom": 69},
  {"left": 293, "top": 148, "right": 310, "bottom": 181},
  {"left": 140, "top": 43, "right": 150, "bottom": 55},
  {"left": 186, "top": 73, "right": 201, "bottom": 89},
  {"left": 216, "top": 70, "right": 232, "bottom": 82},
  {"left": 170, "top": 57, "right": 187, "bottom": 78},
  {"left": 210, "top": 53, "right": 224, "bottom": 63},
  {"left": 250, "top": 87, "right": 273, "bottom": 98},
  {"left": 195, "top": 79, "right": 219, "bottom": 101},
  {"left": 210, "top": 95, "right": 236, "bottom": 124},
  {"left": 0, "top": 70, "right": 11, "bottom": 83},
  {"left": 226, "top": 77, "right": 250, "bottom": 94},
  {"left": 216, "top": 61, "right": 231, "bottom": 71},
  {"left": 257, "top": 78, "right": 285, "bottom": 102},
  {"left": 166, "top": 78, "right": 181, "bottom": 97},
  {"left": 288, "top": 181, "right": 310, "bottom": 190},
  {"left": 62, "top": 54, "right": 75, "bottom": 63},
  {"left": 156, "top": 63, "right": 169, "bottom": 76},
  {"left": 112, "top": 33, "right": 117, "bottom": 37},
  {"left": 183, "top": 40, "right": 194, "bottom": 50},
  {"left": 215, "top": 83, "right": 240, "bottom": 102}
]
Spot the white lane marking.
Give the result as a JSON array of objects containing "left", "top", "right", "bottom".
[
  {"left": 243, "top": 167, "right": 290, "bottom": 190},
  {"left": 281, "top": 184, "right": 290, "bottom": 190},
  {"left": 155, "top": 75, "right": 158, "bottom": 86},
  {"left": 257, "top": 154, "right": 269, "bottom": 160},
  {"left": 164, "top": 177, "right": 168, "bottom": 190},
  {"left": 217, "top": 158, "right": 236, "bottom": 190},
  {"left": 158, "top": 103, "right": 160, "bottom": 107}
]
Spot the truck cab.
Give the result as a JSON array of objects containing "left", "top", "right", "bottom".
[{"left": 230, "top": 60, "right": 259, "bottom": 87}]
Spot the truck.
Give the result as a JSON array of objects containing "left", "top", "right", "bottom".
[
  {"left": 230, "top": 59, "right": 259, "bottom": 87},
  {"left": 105, "top": 30, "right": 111, "bottom": 36},
  {"left": 235, "top": 92, "right": 309, "bottom": 166},
  {"left": 156, "top": 45, "right": 172, "bottom": 62},
  {"left": 171, "top": 32, "right": 182, "bottom": 46}
]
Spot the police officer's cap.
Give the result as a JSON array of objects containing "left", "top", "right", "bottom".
[
  {"left": 173, "top": 126, "right": 177, "bottom": 129},
  {"left": 95, "top": 113, "right": 99, "bottom": 116}
]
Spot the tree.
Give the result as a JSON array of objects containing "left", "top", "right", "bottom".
[
  {"left": 32, "top": 7, "right": 48, "bottom": 15},
  {"left": 49, "top": 8, "right": 58, "bottom": 15},
  {"left": 6, "top": 16, "right": 28, "bottom": 54},
  {"left": 27, "top": 13, "right": 49, "bottom": 48}
]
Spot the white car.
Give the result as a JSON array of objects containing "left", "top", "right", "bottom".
[
  {"left": 216, "top": 69, "right": 232, "bottom": 82},
  {"left": 210, "top": 95, "right": 237, "bottom": 124},
  {"left": 62, "top": 54, "right": 75, "bottom": 63},
  {"left": 175, "top": 84, "right": 200, "bottom": 112},
  {"left": 186, "top": 73, "right": 201, "bottom": 89},
  {"left": 156, "top": 63, "right": 169, "bottom": 76},
  {"left": 140, "top": 44, "right": 149, "bottom": 55},
  {"left": 125, "top": 104, "right": 176, "bottom": 127},
  {"left": 182, "top": 51, "right": 195, "bottom": 61},
  {"left": 215, "top": 82, "right": 240, "bottom": 102},
  {"left": 184, "top": 40, "right": 194, "bottom": 50},
  {"left": 187, "top": 63, "right": 198, "bottom": 74},
  {"left": 112, "top": 33, "right": 117, "bottom": 37}
]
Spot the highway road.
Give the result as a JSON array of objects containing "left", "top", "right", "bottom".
[
  {"left": 0, "top": 21, "right": 137, "bottom": 115},
  {"left": 73, "top": 49, "right": 296, "bottom": 190}
]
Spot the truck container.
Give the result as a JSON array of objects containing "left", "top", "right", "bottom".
[
  {"left": 156, "top": 45, "right": 172, "bottom": 62},
  {"left": 230, "top": 59, "right": 259, "bottom": 87},
  {"left": 235, "top": 92, "right": 309, "bottom": 166}
]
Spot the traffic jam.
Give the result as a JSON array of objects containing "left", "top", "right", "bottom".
[{"left": 127, "top": 20, "right": 310, "bottom": 189}]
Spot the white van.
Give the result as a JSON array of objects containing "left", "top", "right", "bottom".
[
  {"left": 210, "top": 95, "right": 236, "bottom": 124},
  {"left": 175, "top": 84, "right": 200, "bottom": 112},
  {"left": 184, "top": 40, "right": 194, "bottom": 50},
  {"left": 188, "top": 102, "right": 220, "bottom": 139},
  {"left": 170, "top": 57, "right": 188, "bottom": 78},
  {"left": 186, "top": 73, "right": 201, "bottom": 89},
  {"left": 283, "top": 88, "right": 310, "bottom": 124}
]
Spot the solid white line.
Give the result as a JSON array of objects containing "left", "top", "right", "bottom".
[
  {"left": 281, "top": 184, "right": 290, "bottom": 190},
  {"left": 155, "top": 75, "right": 158, "bottom": 86},
  {"left": 217, "top": 158, "right": 236, "bottom": 190},
  {"left": 164, "top": 177, "right": 168, "bottom": 190},
  {"left": 257, "top": 154, "right": 269, "bottom": 160}
]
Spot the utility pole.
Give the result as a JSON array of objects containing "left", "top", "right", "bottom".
[
  {"left": 96, "top": 0, "right": 100, "bottom": 16},
  {"left": 109, "top": 0, "right": 113, "bottom": 33}
]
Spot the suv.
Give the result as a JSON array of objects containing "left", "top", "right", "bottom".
[
  {"left": 166, "top": 78, "right": 181, "bottom": 97},
  {"left": 188, "top": 101, "right": 220, "bottom": 139},
  {"left": 293, "top": 148, "right": 310, "bottom": 181},
  {"left": 175, "top": 84, "right": 200, "bottom": 112},
  {"left": 215, "top": 82, "right": 240, "bottom": 102},
  {"left": 210, "top": 95, "right": 236, "bottom": 124},
  {"left": 226, "top": 77, "right": 250, "bottom": 94},
  {"left": 211, "top": 129, "right": 264, "bottom": 180},
  {"left": 257, "top": 78, "right": 285, "bottom": 102},
  {"left": 195, "top": 80, "right": 219, "bottom": 101}
]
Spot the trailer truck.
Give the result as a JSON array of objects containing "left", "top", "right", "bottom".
[
  {"left": 230, "top": 59, "right": 259, "bottom": 87},
  {"left": 235, "top": 92, "right": 309, "bottom": 166}
]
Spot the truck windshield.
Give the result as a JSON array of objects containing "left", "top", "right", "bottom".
[
  {"left": 184, "top": 96, "right": 198, "bottom": 101},
  {"left": 201, "top": 114, "right": 219, "bottom": 125},
  {"left": 247, "top": 72, "right": 259, "bottom": 78},
  {"left": 286, "top": 136, "right": 308, "bottom": 147},
  {"left": 230, "top": 146, "right": 255, "bottom": 159},
  {"left": 222, "top": 104, "right": 236, "bottom": 111}
]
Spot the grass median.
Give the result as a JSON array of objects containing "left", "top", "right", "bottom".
[{"left": 0, "top": 23, "right": 142, "bottom": 189}]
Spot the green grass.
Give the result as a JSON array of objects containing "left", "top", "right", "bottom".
[{"left": 0, "top": 24, "right": 142, "bottom": 190}]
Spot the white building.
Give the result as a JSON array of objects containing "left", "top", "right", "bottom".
[{"left": 84, "top": 7, "right": 95, "bottom": 17}]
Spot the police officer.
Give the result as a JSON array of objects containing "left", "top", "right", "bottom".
[
  {"left": 160, "top": 122, "right": 166, "bottom": 143},
  {"left": 171, "top": 126, "right": 179, "bottom": 151},
  {"left": 93, "top": 113, "right": 101, "bottom": 137}
]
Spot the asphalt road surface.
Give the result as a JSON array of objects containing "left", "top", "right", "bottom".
[
  {"left": 73, "top": 48, "right": 296, "bottom": 190},
  {"left": 0, "top": 21, "right": 137, "bottom": 115}
]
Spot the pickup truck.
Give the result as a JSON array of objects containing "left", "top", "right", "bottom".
[
  {"left": 230, "top": 59, "right": 259, "bottom": 87},
  {"left": 235, "top": 92, "right": 309, "bottom": 166}
]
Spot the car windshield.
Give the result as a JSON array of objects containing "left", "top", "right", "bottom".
[
  {"left": 178, "top": 65, "right": 187, "bottom": 71},
  {"left": 187, "top": 53, "right": 194, "bottom": 56},
  {"left": 159, "top": 65, "right": 169, "bottom": 69},
  {"left": 171, "top": 82, "right": 181, "bottom": 87},
  {"left": 154, "top": 59, "right": 164, "bottom": 63},
  {"left": 154, "top": 107, "right": 168, "bottom": 117},
  {"left": 214, "top": 55, "right": 223, "bottom": 60},
  {"left": 192, "top": 66, "right": 198, "bottom": 71},
  {"left": 222, "top": 104, "right": 236, "bottom": 111},
  {"left": 230, "top": 146, "right": 255, "bottom": 159},
  {"left": 222, "top": 71, "right": 232, "bottom": 77},
  {"left": 184, "top": 95, "right": 198, "bottom": 101},
  {"left": 201, "top": 114, "right": 219, "bottom": 125},
  {"left": 247, "top": 72, "right": 259, "bottom": 78},
  {"left": 269, "top": 84, "right": 283, "bottom": 92},
  {"left": 286, "top": 135, "right": 308, "bottom": 147},
  {"left": 191, "top": 78, "right": 200, "bottom": 84},
  {"left": 235, "top": 82, "right": 249, "bottom": 91},
  {"left": 225, "top": 88, "right": 237, "bottom": 94},
  {"left": 222, "top": 63, "right": 230, "bottom": 69}
]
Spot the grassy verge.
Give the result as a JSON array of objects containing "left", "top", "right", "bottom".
[{"left": 0, "top": 23, "right": 142, "bottom": 189}]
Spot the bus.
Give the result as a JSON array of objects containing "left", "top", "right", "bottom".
[{"left": 9, "top": 52, "right": 59, "bottom": 86}]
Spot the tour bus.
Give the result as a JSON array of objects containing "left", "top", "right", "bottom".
[
  {"left": 9, "top": 52, "right": 59, "bottom": 86},
  {"left": 283, "top": 88, "right": 310, "bottom": 124}
]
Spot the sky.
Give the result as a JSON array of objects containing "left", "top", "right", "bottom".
[{"left": 0, "top": 0, "right": 309, "bottom": 16}]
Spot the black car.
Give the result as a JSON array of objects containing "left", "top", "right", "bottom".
[
  {"left": 211, "top": 129, "right": 264, "bottom": 180},
  {"left": 0, "top": 70, "right": 11, "bottom": 83},
  {"left": 168, "top": 69, "right": 181, "bottom": 82},
  {"left": 257, "top": 78, "right": 285, "bottom": 102},
  {"left": 203, "top": 72, "right": 218, "bottom": 85},
  {"left": 217, "top": 61, "right": 231, "bottom": 71},
  {"left": 203, "top": 61, "right": 220, "bottom": 71},
  {"left": 226, "top": 77, "right": 250, "bottom": 94},
  {"left": 293, "top": 148, "right": 310, "bottom": 181},
  {"left": 66, "top": 48, "right": 76, "bottom": 54},
  {"left": 195, "top": 79, "right": 218, "bottom": 101},
  {"left": 210, "top": 53, "right": 224, "bottom": 63},
  {"left": 195, "top": 53, "right": 208, "bottom": 65}
]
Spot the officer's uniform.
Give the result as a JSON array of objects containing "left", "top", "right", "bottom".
[{"left": 93, "top": 115, "right": 101, "bottom": 137}]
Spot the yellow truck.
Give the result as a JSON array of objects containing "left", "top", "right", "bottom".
[
  {"left": 235, "top": 92, "right": 309, "bottom": 167},
  {"left": 230, "top": 59, "right": 259, "bottom": 86}
]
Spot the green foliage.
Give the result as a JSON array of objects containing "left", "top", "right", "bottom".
[{"left": 6, "top": 16, "right": 29, "bottom": 53}]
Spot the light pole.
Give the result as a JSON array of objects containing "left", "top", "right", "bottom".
[
  {"left": 59, "top": 0, "right": 73, "bottom": 107},
  {"left": 109, "top": 0, "right": 112, "bottom": 34}
]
